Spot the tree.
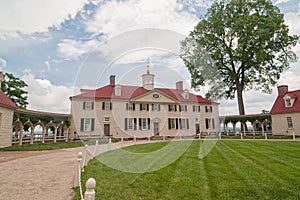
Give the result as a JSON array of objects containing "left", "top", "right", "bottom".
[
  {"left": 1, "top": 72, "right": 28, "bottom": 108},
  {"left": 180, "top": 0, "right": 299, "bottom": 115}
]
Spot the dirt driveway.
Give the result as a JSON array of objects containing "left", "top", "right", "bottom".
[{"left": 0, "top": 141, "right": 142, "bottom": 200}]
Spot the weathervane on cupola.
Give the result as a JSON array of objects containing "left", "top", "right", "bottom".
[{"left": 142, "top": 57, "right": 155, "bottom": 90}]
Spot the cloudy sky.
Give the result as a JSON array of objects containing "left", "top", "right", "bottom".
[{"left": 0, "top": 0, "right": 299, "bottom": 114}]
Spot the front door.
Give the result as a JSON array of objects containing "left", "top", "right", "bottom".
[
  {"left": 154, "top": 122, "right": 159, "bottom": 136},
  {"left": 104, "top": 124, "right": 110, "bottom": 136}
]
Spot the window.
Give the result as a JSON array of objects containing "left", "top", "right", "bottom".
[
  {"left": 179, "top": 118, "right": 189, "bottom": 129},
  {"left": 139, "top": 118, "right": 150, "bottom": 130},
  {"left": 287, "top": 117, "right": 293, "bottom": 128},
  {"left": 125, "top": 118, "right": 137, "bottom": 130},
  {"left": 285, "top": 99, "right": 292, "bottom": 107},
  {"left": 205, "top": 106, "right": 213, "bottom": 113},
  {"left": 168, "top": 105, "right": 177, "bottom": 112},
  {"left": 83, "top": 101, "right": 94, "bottom": 110},
  {"left": 179, "top": 105, "right": 188, "bottom": 112},
  {"left": 140, "top": 104, "right": 149, "bottom": 111},
  {"left": 168, "top": 118, "right": 179, "bottom": 129},
  {"left": 80, "top": 118, "right": 95, "bottom": 132},
  {"left": 205, "top": 118, "right": 215, "bottom": 129},
  {"left": 102, "top": 102, "right": 112, "bottom": 110},
  {"left": 104, "top": 117, "right": 110, "bottom": 122},
  {"left": 193, "top": 105, "right": 200, "bottom": 112},
  {"left": 152, "top": 104, "right": 160, "bottom": 111},
  {"left": 126, "top": 103, "right": 135, "bottom": 110}
]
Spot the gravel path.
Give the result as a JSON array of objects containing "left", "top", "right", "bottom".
[{"left": 0, "top": 141, "right": 143, "bottom": 200}]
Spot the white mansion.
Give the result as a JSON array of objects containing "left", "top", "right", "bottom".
[{"left": 70, "top": 66, "right": 220, "bottom": 139}]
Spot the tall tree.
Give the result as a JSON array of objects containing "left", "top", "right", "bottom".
[
  {"left": 180, "top": 0, "right": 299, "bottom": 115},
  {"left": 1, "top": 72, "right": 28, "bottom": 108}
]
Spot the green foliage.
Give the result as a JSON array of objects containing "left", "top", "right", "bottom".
[
  {"left": 181, "top": 0, "right": 299, "bottom": 114},
  {"left": 224, "top": 114, "right": 271, "bottom": 124},
  {"left": 1, "top": 72, "right": 28, "bottom": 108},
  {"left": 73, "top": 141, "right": 300, "bottom": 199}
]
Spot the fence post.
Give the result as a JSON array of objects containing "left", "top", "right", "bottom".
[
  {"left": 108, "top": 138, "right": 111, "bottom": 151},
  {"left": 264, "top": 132, "right": 268, "bottom": 140},
  {"left": 93, "top": 140, "right": 98, "bottom": 157},
  {"left": 83, "top": 144, "right": 89, "bottom": 169},
  {"left": 148, "top": 136, "right": 151, "bottom": 142},
  {"left": 163, "top": 134, "right": 165, "bottom": 141},
  {"left": 134, "top": 136, "right": 136, "bottom": 143},
  {"left": 74, "top": 152, "right": 83, "bottom": 188},
  {"left": 84, "top": 178, "right": 96, "bottom": 200},
  {"left": 293, "top": 131, "right": 296, "bottom": 140},
  {"left": 240, "top": 132, "right": 243, "bottom": 140}
]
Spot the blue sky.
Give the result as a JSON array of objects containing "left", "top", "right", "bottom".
[{"left": 0, "top": 0, "right": 299, "bottom": 114}]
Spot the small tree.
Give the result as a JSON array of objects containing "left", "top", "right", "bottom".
[
  {"left": 1, "top": 73, "right": 28, "bottom": 108},
  {"left": 180, "top": 0, "right": 299, "bottom": 115}
]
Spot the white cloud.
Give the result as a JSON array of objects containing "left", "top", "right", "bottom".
[
  {"left": 0, "top": 0, "right": 88, "bottom": 34},
  {"left": 0, "top": 57, "right": 7, "bottom": 70},
  {"left": 23, "top": 72, "right": 77, "bottom": 113},
  {"left": 85, "top": 0, "right": 198, "bottom": 36},
  {"left": 275, "top": 0, "right": 292, "bottom": 4},
  {"left": 57, "top": 39, "right": 98, "bottom": 60},
  {"left": 285, "top": 12, "right": 300, "bottom": 35}
]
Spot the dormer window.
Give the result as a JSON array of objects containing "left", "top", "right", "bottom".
[
  {"left": 283, "top": 94, "right": 294, "bottom": 107},
  {"left": 285, "top": 98, "right": 292, "bottom": 107}
]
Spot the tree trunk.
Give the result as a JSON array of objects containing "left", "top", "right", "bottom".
[{"left": 236, "top": 83, "right": 245, "bottom": 115}]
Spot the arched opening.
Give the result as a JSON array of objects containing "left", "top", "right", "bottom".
[
  {"left": 33, "top": 123, "right": 44, "bottom": 143},
  {"left": 245, "top": 121, "right": 253, "bottom": 136},
  {"left": 46, "top": 122, "right": 56, "bottom": 143},
  {"left": 12, "top": 120, "right": 23, "bottom": 145}
]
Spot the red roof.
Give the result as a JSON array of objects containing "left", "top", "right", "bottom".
[
  {"left": 0, "top": 89, "right": 17, "bottom": 109},
  {"left": 270, "top": 89, "right": 300, "bottom": 114},
  {"left": 70, "top": 85, "right": 214, "bottom": 104}
]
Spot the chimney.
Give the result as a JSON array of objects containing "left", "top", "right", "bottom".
[
  {"left": 277, "top": 85, "right": 288, "bottom": 96},
  {"left": 110, "top": 75, "right": 115, "bottom": 86},
  {"left": 176, "top": 81, "right": 183, "bottom": 91}
]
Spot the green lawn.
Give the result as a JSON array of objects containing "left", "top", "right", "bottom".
[{"left": 74, "top": 140, "right": 300, "bottom": 200}]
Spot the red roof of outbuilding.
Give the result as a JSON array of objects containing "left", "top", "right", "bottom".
[
  {"left": 270, "top": 89, "right": 300, "bottom": 114},
  {"left": 0, "top": 89, "right": 17, "bottom": 109},
  {"left": 70, "top": 84, "right": 214, "bottom": 104}
]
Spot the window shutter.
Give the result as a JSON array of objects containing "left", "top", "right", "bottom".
[
  {"left": 179, "top": 118, "right": 182, "bottom": 129},
  {"left": 91, "top": 118, "right": 95, "bottom": 131},
  {"left": 126, "top": 103, "right": 129, "bottom": 110},
  {"left": 134, "top": 118, "right": 137, "bottom": 130},
  {"left": 185, "top": 105, "right": 187, "bottom": 112},
  {"left": 210, "top": 106, "right": 213, "bottom": 112},
  {"left": 146, "top": 104, "right": 149, "bottom": 111},
  {"left": 168, "top": 105, "right": 171, "bottom": 111},
  {"left": 110, "top": 102, "right": 113, "bottom": 110},
  {"left": 139, "top": 118, "right": 142, "bottom": 130},
  {"left": 212, "top": 118, "right": 215, "bottom": 129},
  {"left": 133, "top": 103, "right": 135, "bottom": 111},
  {"left": 175, "top": 118, "right": 179, "bottom": 129},
  {"left": 192, "top": 106, "right": 195, "bottom": 112},
  {"left": 80, "top": 118, "right": 84, "bottom": 131},
  {"left": 179, "top": 105, "right": 181, "bottom": 112},
  {"left": 186, "top": 118, "right": 189, "bottom": 129},
  {"left": 205, "top": 119, "right": 209, "bottom": 129},
  {"left": 83, "top": 102, "right": 86, "bottom": 109},
  {"left": 152, "top": 104, "right": 154, "bottom": 111},
  {"left": 140, "top": 104, "right": 142, "bottom": 111},
  {"left": 148, "top": 118, "right": 150, "bottom": 130},
  {"left": 168, "top": 118, "right": 171, "bottom": 130},
  {"left": 125, "top": 118, "right": 128, "bottom": 130},
  {"left": 91, "top": 102, "right": 94, "bottom": 110},
  {"left": 102, "top": 102, "right": 105, "bottom": 110},
  {"left": 175, "top": 105, "right": 177, "bottom": 112},
  {"left": 158, "top": 104, "right": 160, "bottom": 111}
]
